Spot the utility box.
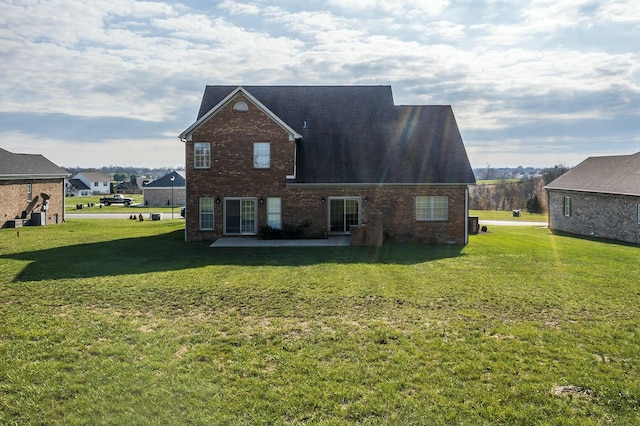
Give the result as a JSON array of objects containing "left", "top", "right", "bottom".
[
  {"left": 468, "top": 216, "right": 479, "bottom": 235},
  {"left": 31, "top": 212, "right": 46, "bottom": 226}
]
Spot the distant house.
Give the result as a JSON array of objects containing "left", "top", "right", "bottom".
[
  {"left": 142, "top": 171, "right": 186, "bottom": 207},
  {"left": 66, "top": 178, "right": 91, "bottom": 197},
  {"left": 0, "top": 148, "right": 69, "bottom": 228},
  {"left": 72, "top": 171, "right": 111, "bottom": 195},
  {"left": 178, "top": 85, "right": 476, "bottom": 244},
  {"left": 545, "top": 151, "right": 640, "bottom": 244},
  {"left": 115, "top": 176, "right": 150, "bottom": 195}
]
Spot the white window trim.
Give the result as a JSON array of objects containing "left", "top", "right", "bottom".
[
  {"left": 199, "top": 197, "right": 214, "bottom": 230},
  {"left": 194, "top": 142, "right": 211, "bottom": 169},
  {"left": 253, "top": 142, "right": 270, "bottom": 169},
  {"left": 267, "top": 197, "right": 282, "bottom": 230},
  {"left": 416, "top": 196, "right": 449, "bottom": 221},
  {"left": 224, "top": 197, "right": 258, "bottom": 235},
  {"left": 637, "top": 204, "right": 640, "bottom": 225}
]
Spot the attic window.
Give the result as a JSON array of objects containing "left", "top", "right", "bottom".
[{"left": 233, "top": 101, "right": 249, "bottom": 112}]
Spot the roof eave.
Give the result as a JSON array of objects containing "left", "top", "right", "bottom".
[
  {"left": 0, "top": 174, "right": 69, "bottom": 180},
  {"left": 545, "top": 186, "right": 640, "bottom": 197}
]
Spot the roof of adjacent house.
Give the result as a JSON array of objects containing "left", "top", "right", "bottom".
[
  {"left": 67, "top": 178, "right": 90, "bottom": 190},
  {"left": 0, "top": 147, "right": 69, "bottom": 180},
  {"left": 74, "top": 171, "right": 111, "bottom": 182},
  {"left": 545, "top": 151, "right": 640, "bottom": 197},
  {"left": 186, "top": 85, "right": 476, "bottom": 185},
  {"left": 143, "top": 171, "right": 186, "bottom": 188}
]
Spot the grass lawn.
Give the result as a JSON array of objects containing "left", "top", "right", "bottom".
[
  {"left": 1, "top": 220, "right": 639, "bottom": 425},
  {"left": 470, "top": 209, "right": 547, "bottom": 222},
  {"left": 66, "top": 195, "right": 183, "bottom": 214}
]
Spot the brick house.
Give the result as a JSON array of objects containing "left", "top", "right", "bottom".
[
  {"left": 1, "top": 148, "right": 69, "bottom": 228},
  {"left": 545, "top": 151, "right": 640, "bottom": 244},
  {"left": 179, "top": 86, "right": 476, "bottom": 244}
]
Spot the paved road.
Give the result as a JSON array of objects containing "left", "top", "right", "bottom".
[
  {"left": 479, "top": 220, "right": 547, "bottom": 227},
  {"left": 66, "top": 213, "right": 183, "bottom": 220}
]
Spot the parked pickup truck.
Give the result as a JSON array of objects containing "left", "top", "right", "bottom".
[{"left": 100, "top": 194, "right": 134, "bottom": 206}]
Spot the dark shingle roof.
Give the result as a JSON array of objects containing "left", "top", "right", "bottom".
[
  {"left": 67, "top": 178, "right": 90, "bottom": 190},
  {"left": 546, "top": 152, "right": 640, "bottom": 196},
  {"left": 144, "top": 171, "right": 185, "bottom": 188},
  {"left": 0, "top": 148, "right": 69, "bottom": 179},
  {"left": 545, "top": 151, "right": 640, "bottom": 197},
  {"left": 193, "top": 86, "right": 475, "bottom": 185}
]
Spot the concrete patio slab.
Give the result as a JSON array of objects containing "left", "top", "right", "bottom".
[{"left": 210, "top": 237, "right": 350, "bottom": 247}]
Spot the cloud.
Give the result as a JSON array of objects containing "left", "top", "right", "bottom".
[{"left": 0, "top": 0, "right": 638, "bottom": 168}]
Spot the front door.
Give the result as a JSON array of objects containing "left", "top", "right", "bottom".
[
  {"left": 224, "top": 198, "right": 257, "bottom": 235},
  {"left": 329, "top": 197, "right": 361, "bottom": 234}
]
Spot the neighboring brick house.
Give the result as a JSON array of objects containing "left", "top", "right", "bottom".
[
  {"left": 142, "top": 171, "right": 186, "bottom": 207},
  {"left": 72, "top": 171, "right": 111, "bottom": 195},
  {"left": 545, "top": 151, "right": 640, "bottom": 245},
  {"left": 0, "top": 148, "right": 69, "bottom": 228},
  {"left": 179, "top": 86, "right": 476, "bottom": 244}
]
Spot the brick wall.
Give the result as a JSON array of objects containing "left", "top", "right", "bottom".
[
  {"left": 185, "top": 93, "right": 296, "bottom": 241},
  {"left": 1, "top": 179, "right": 65, "bottom": 227},
  {"left": 548, "top": 190, "right": 640, "bottom": 244}
]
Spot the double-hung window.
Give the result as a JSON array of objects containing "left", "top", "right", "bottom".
[
  {"left": 253, "top": 142, "right": 270, "bottom": 169},
  {"left": 267, "top": 197, "right": 282, "bottom": 229},
  {"left": 194, "top": 143, "right": 211, "bottom": 169},
  {"left": 27, "top": 184, "right": 32, "bottom": 201},
  {"left": 199, "top": 197, "right": 214, "bottom": 230},
  {"left": 564, "top": 196, "right": 572, "bottom": 217},
  {"left": 416, "top": 196, "right": 448, "bottom": 221}
]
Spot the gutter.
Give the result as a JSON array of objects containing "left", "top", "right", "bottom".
[{"left": 286, "top": 182, "right": 475, "bottom": 189}]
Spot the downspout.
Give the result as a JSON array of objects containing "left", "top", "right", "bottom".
[
  {"left": 464, "top": 186, "right": 469, "bottom": 245},
  {"left": 62, "top": 176, "right": 68, "bottom": 223}
]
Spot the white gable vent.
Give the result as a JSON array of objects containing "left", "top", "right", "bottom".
[{"left": 233, "top": 101, "right": 249, "bottom": 112}]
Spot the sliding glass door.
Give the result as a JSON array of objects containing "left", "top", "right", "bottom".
[
  {"left": 329, "top": 197, "right": 361, "bottom": 234},
  {"left": 224, "top": 198, "right": 257, "bottom": 235}
]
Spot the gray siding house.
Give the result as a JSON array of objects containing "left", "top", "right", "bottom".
[
  {"left": 143, "top": 171, "right": 186, "bottom": 207},
  {"left": 545, "top": 151, "right": 640, "bottom": 244}
]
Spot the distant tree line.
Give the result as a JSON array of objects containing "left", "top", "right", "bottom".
[
  {"left": 63, "top": 166, "right": 179, "bottom": 183},
  {"left": 470, "top": 165, "right": 569, "bottom": 213}
]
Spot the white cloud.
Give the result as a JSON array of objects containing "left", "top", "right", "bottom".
[{"left": 0, "top": 0, "right": 638, "bottom": 168}]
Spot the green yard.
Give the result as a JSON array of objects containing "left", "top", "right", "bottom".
[{"left": 1, "top": 220, "right": 639, "bottom": 425}]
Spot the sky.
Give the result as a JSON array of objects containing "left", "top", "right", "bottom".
[{"left": 1, "top": 0, "right": 639, "bottom": 169}]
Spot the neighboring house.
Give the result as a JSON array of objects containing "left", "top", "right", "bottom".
[
  {"left": 72, "top": 171, "right": 111, "bottom": 195},
  {"left": 142, "top": 171, "right": 186, "bottom": 207},
  {"left": 0, "top": 148, "right": 69, "bottom": 228},
  {"left": 115, "top": 176, "right": 150, "bottom": 195},
  {"left": 179, "top": 85, "right": 476, "bottom": 244},
  {"left": 545, "top": 151, "right": 640, "bottom": 244},
  {"left": 66, "top": 178, "right": 91, "bottom": 197}
]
